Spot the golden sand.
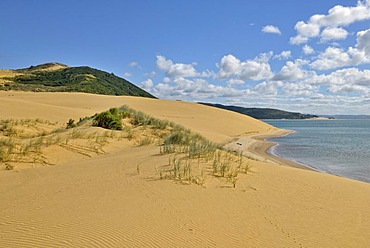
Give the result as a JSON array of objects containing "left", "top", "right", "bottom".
[
  {"left": 0, "top": 70, "right": 23, "bottom": 84},
  {"left": 0, "top": 91, "right": 369, "bottom": 247}
]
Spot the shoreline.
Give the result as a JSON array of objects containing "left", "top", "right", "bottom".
[
  {"left": 249, "top": 129, "right": 315, "bottom": 171},
  {"left": 225, "top": 129, "right": 314, "bottom": 171}
]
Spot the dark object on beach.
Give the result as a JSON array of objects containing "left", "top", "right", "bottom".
[{"left": 237, "top": 143, "right": 242, "bottom": 146}]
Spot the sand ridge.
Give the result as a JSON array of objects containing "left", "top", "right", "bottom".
[
  {"left": 0, "top": 91, "right": 370, "bottom": 247},
  {"left": 0, "top": 91, "right": 274, "bottom": 143}
]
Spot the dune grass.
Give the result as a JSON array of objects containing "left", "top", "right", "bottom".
[{"left": 0, "top": 105, "right": 252, "bottom": 189}]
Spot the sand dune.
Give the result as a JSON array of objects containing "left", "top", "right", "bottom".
[
  {"left": 0, "top": 70, "right": 23, "bottom": 84},
  {"left": 0, "top": 91, "right": 370, "bottom": 247},
  {"left": 0, "top": 91, "right": 274, "bottom": 143}
]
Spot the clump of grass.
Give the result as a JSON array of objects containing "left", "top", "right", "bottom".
[
  {"left": 123, "top": 126, "right": 134, "bottom": 140},
  {"left": 243, "top": 162, "right": 252, "bottom": 174},
  {"left": 0, "top": 105, "right": 253, "bottom": 187},
  {"left": 226, "top": 169, "right": 239, "bottom": 188},
  {"left": 138, "top": 136, "right": 154, "bottom": 146},
  {"left": 92, "top": 108, "right": 122, "bottom": 130},
  {"left": 66, "top": 119, "right": 76, "bottom": 129},
  {"left": 136, "top": 162, "right": 143, "bottom": 175}
]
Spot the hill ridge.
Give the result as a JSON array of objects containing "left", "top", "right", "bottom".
[
  {"left": 0, "top": 63, "right": 155, "bottom": 98},
  {"left": 199, "top": 102, "right": 318, "bottom": 119}
]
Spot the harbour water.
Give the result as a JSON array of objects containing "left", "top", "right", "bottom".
[{"left": 264, "top": 119, "right": 370, "bottom": 183}]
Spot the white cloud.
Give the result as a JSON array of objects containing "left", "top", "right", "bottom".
[
  {"left": 309, "top": 28, "right": 370, "bottom": 70},
  {"left": 273, "top": 59, "right": 311, "bottom": 81},
  {"left": 163, "top": 77, "right": 171, "bottom": 83},
  {"left": 283, "top": 83, "right": 319, "bottom": 97},
  {"left": 123, "top": 72, "right": 132, "bottom": 77},
  {"left": 154, "top": 83, "right": 173, "bottom": 94},
  {"left": 226, "top": 79, "right": 245, "bottom": 86},
  {"left": 356, "top": 28, "right": 370, "bottom": 56},
  {"left": 156, "top": 55, "right": 198, "bottom": 78},
  {"left": 311, "top": 68, "right": 370, "bottom": 91},
  {"left": 255, "top": 81, "right": 283, "bottom": 95},
  {"left": 217, "top": 54, "right": 273, "bottom": 81},
  {"left": 320, "top": 27, "right": 348, "bottom": 42},
  {"left": 290, "top": 35, "right": 309, "bottom": 45},
  {"left": 290, "top": 1, "right": 370, "bottom": 44},
  {"left": 328, "top": 84, "right": 369, "bottom": 94},
  {"left": 262, "top": 25, "right": 282, "bottom": 35},
  {"left": 144, "top": 71, "right": 156, "bottom": 78},
  {"left": 302, "top": 45, "right": 314, "bottom": 55},
  {"left": 140, "top": 79, "right": 153, "bottom": 90},
  {"left": 156, "top": 55, "right": 172, "bottom": 71},
  {"left": 290, "top": 21, "right": 320, "bottom": 44},
  {"left": 153, "top": 77, "right": 245, "bottom": 99},
  {"left": 310, "top": 47, "right": 352, "bottom": 70},
  {"left": 149, "top": 46, "right": 370, "bottom": 114},
  {"left": 129, "top": 61, "right": 141, "bottom": 68},
  {"left": 273, "top": 50, "right": 291, "bottom": 60}
]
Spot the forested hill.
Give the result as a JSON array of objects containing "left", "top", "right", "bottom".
[
  {"left": 200, "top": 103, "right": 319, "bottom": 119},
  {"left": 0, "top": 63, "right": 156, "bottom": 98}
]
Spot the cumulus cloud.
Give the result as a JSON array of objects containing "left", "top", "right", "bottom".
[
  {"left": 123, "top": 72, "right": 132, "bottom": 77},
  {"left": 262, "top": 25, "right": 282, "bottom": 35},
  {"left": 302, "top": 45, "right": 315, "bottom": 55},
  {"left": 283, "top": 83, "right": 319, "bottom": 97},
  {"left": 320, "top": 27, "right": 348, "bottom": 42},
  {"left": 150, "top": 44, "right": 370, "bottom": 113},
  {"left": 312, "top": 68, "right": 370, "bottom": 87},
  {"left": 153, "top": 77, "right": 245, "bottom": 99},
  {"left": 328, "top": 84, "right": 369, "bottom": 94},
  {"left": 255, "top": 81, "right": 283, "bottom": 95},
  {"left": 156, "top": 55, "right": 198, "bottom": 78},
  {"left": 356, "top": 28, "right": 370, "bottom": 56},
  {"left": 309, "top": 30, "right": 370, "bottom": 71},
  {"left": 290, "top": 1, "right": 370, "bottom": 44},
  {"left": 144, "top": 71, "right": 156, "bottom": 78},
  {"left": 310, "top": 47, "right": 352, "bottom": 70},
  {"left": 129, "top": 61, "right": 141, "bottom": 68},
  {"left": 217, "top": 54, "right": 273, "bottom": 81},
  {"left": 226, "top": 79, "right": 245, "bottom": 86},
  {"left": 163, "top": 77, "right": 171, "bottom": 83},
  {"left": 273, "top": 51, "right": 291, "bottom": 60},
  {"left": 140, "top": 79, "right": 153, "bottom": 90},
  {"left": 273, "top": 59, "right": 311, "bottom": 81}
]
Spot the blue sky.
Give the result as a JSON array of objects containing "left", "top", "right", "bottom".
[{"left": 2, "top": 0, "right": 370, "bottom": 114}]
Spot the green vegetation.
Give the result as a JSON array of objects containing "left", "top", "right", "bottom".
[
  {"left": 200, "top": 102, "right": 318, "bottom": 119},
  {"left": 92, "top": 108, "right": 123, "bottom": 130},
  {"left": 87, "top": 105, "right": 249, "bottom": 188},
  {"left": 1, "top": 63, "right": 156, "bottom": 98},
  {"left": 0, "top": 106, "right": 252, "bottom": 189}
]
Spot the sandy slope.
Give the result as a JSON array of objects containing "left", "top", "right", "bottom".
[
  {"left": 0, "top": 91, "right": 370, "bottom": 247},
  {"left": 0, "top": 70, "right": 23, "bottom": 84},
  {"left": 0, "top": 91, "right": 274, "bottom": 143}
]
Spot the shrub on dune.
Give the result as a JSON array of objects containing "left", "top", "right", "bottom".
[{"left": 92, "top": 108, "right": 123, "bottom": 130}]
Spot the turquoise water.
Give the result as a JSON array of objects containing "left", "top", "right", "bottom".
[{"left": 264, "top": 120, "right": 370, "bottom": 183}]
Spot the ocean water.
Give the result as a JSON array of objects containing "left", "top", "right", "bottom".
[{"left": 264, "top": 119, "right": 370, "bottom": 183}]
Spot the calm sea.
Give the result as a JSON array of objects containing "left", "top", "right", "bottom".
[{"left": 264, "top": 119, "right": 370, "bottom": 183}]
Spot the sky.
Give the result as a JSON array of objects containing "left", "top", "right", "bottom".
[{"left": 2, "top": 0, "right": 370, "bottom": 115}]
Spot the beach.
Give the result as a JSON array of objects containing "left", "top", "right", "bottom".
[
  {"left": 224, "top": 129, "right": 313, "bottom": 171},
  {"left": 1, "top": 92, "right": 370, "bottom": 247}
]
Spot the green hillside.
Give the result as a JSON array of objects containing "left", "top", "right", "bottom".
[
  {"left": 200, "top": 103, "right": 318, "bottom": 119},
  {"left": 0, "top": 63, "right": 156, "bottom": 98}
]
